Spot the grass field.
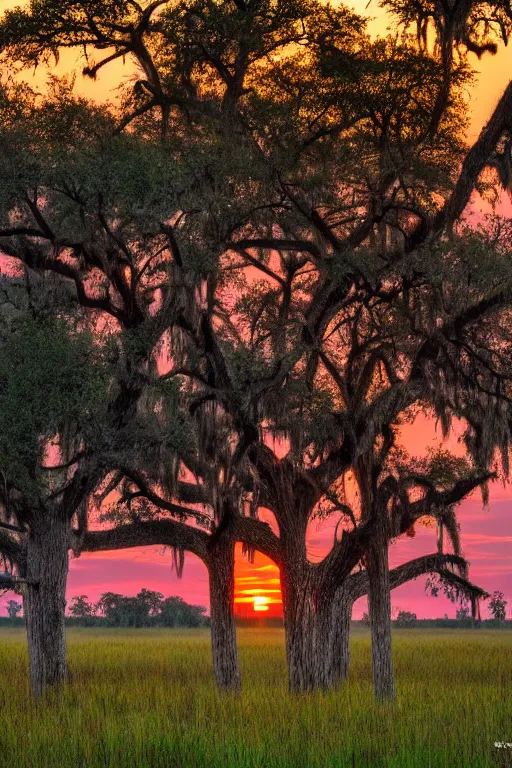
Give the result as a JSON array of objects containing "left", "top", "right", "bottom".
[{"left": 0, "top": 627, "right": 510, "bottom": 768}]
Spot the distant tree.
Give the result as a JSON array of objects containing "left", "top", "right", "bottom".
[
  {"left": 6, "top": 599, "right": 21, "bottom": 619},
  {"left": 395, "top": 610, "right": 417, "bottom": 628},
  {"left": 361, "top": 612, "right": 370, "bottom": 627},
  {"left": 109, "top": 590, "right": 165, "bottom": 627},
  {"left": 68, "top": 595, "right": 96, "bottom": 621},
  {"left": 159, "top": 596, "right": 208, "bottom": 628},
  {"left": 137, "top": 589, "right": 164, "bottom": 618},
  {"left": 488, "top": 591, "right": 508, "bottom": 622},
  {"left": 96, "top": 592, "right": 132, "bottom": 627},
  {"left": 456, "top": 606, "right": 470, "bottom": 621}
]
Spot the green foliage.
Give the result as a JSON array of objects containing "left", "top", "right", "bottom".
[
  {"left": 159, "top": 595, "right": 208, "bottom": 628},
  {"left": 0, "top": 1, "right": 143, "bottom": 66},
  {"left": 0, "top": 314, "right": 107, "bottom": 500},
  {"left": 68, "top": 595, "right": 96, "bottom": 621},
  {"left": 425, "top": 569, "right": 487, "bottom": 610},
  {"left": 394, "top": 447, "right": 473, "bottom": 491},
  {"left": 394, "top": 610, "right": 417, "bottom": 627},
  {"left": 94, "top": 590, "right": 208, "bottom": 628},
  {"left": 0, "top": 81, "right": 179, "bottom": 238}
]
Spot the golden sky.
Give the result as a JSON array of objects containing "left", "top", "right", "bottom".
[
  {"left": 350, "top": 0, "right": 512, "bottom": 140},
  {"left": 2, "top": 0, "right": 511, "bottom": 141}
]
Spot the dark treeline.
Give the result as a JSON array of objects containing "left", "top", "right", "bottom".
[
  {"left": 234, "top": 617, "right": 512, "bottom": 629},
  {"left": 2, "top": 592, "right": 209, "bottom": 629},
  {"left": 71, "top": 590, "right": 209, "bottom": 628},
  {"left": 3, "top": 616, "right": 508, "bottom": 630},
  {"left": 400, "top": 619, "right": 512, "bottom": 629}
]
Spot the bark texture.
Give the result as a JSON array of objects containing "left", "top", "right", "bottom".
[
  {"left": 281, "top": 564, "right": 333, "bottom": 692},
  {"left": 282, "top": 566, "right": 314, "bottom": 692},
  {"left": 330, "top": 583, "right": 353, "bottom": 686},
  {"left": 24, "top": 514, "right": 69, "bottom": 697},
  {"left": 366, "top": 520, "right": 395, "bottom": 701},
  {"left": 207, "top": 537, "right": 241, "bottom": 691}
]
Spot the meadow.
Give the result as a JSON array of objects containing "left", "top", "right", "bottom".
[{"left": 0, "top": 627, "right": 510, "bottom": 768}]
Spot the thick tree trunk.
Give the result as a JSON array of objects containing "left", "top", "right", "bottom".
[
  {"left": 366, "top": 520, "right": 395, "bottom": 701},
  {"left": 282, "top": 566, "right": 312, "bottom": 692},
  {"left": 207, "top": 537, "right": 241, "bottom": 692},
  {"left": 24, "top": 514, "right": 70, "bottom": 697},
  {"left": 330, "top": 584, "right": 353, "bottom": 686},
  {"left": 312, "top": 595, "right": 336, "bottom": 689},
  {"left": 281, "top": 565, "right": 333, "bottom": 692}
]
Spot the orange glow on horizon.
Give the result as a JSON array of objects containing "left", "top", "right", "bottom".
[{"left": 234, "top": 545, "right": 283, "bottom": 617}]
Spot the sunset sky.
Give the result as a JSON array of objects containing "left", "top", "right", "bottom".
[{"left": 1, "top": 0, "right": 512, "bottom": 619}]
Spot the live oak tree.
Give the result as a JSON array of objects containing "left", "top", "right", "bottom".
[
  {"left": 0, "top": 71, "right": 275, "bottom": 693},
  {"left": 0, "top": 291, "right": 108, "bottom": 696},
  {"left": 2, "top": 0, "right": 512, "bottom": 702},
  {"left": 0, "top": 80, "right": 210, "bottom": 694},
  {"left": 175, "top": 18, "right": 512, "bottom": 695},
  {"left": 329, "top": 550, "right": 487, "bottom": 684},
  {"left": 220, "top": 246, "right": 505, "bottom": 697},
  {"left": 198, "top": 0, "right": 512, "bottom": 698}
]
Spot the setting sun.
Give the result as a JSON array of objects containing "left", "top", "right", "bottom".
[
  {"left": 233, "top": 547, "right": 284, "bottom": 618},
  {"left": 252, "top": 596, "right": 270, "bottom": 612}
]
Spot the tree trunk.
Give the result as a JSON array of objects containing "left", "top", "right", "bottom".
[
  {"left": 282, "top": 565, "right": 312, "bottom": 692},
  {"left": 24, "top": 514, "right": 70, "bottom": 697},
  {"left": 330, "top": 583, "right": 353, "bottom": 686},
  {"left": 207, "top": 537, "right": 241, "bottom": 692},
  {"left": 366, "top": 520, "right": 395, "bottom": 701},
  {"left": 281, "top": 565, "right": 333, "bottom": 692}
]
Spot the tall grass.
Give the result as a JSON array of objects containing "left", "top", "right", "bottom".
[{"left": 0, "top": 628, "right": 510, "bottom": 767}]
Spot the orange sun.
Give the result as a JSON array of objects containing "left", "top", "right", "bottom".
[
  {"left": 234, "top": 544, "right": 283, "bottom": 617},
  {"left": 252, "top": 595, "right": 270, "bottom": 612}
]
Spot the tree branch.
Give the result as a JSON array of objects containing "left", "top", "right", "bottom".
[
  {"left": 80, "top": 519, "right": 210, "bottom": 562},
  {"left": 348, "top": 552, "right": 469, "bottom": 600}
]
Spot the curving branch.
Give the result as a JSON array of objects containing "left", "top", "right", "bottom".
[
  {"left": 232, "top": 516, "right": 281, "bottom": 565},
  {"left": 347, "top": 552, "right": 477, "bottom": 601},
  {"left": 80, "top": 509, "right": 282, "bottom": 566},
  {"left": 322, "top": 467, "right": 493, "bottom": 592},
  {"left": 116, "top": 465, "right": 212, "bottom": 528},
  {"left": 80, "top": 519, "right": 210, "bottom": 562},
  {"left": 437, "top": 81, "right": 512, "bottom": 231},
  {"left": 399, "top": 470, "right": 495, "bottom": 531}
]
